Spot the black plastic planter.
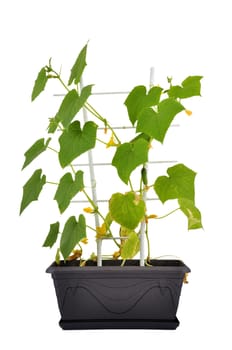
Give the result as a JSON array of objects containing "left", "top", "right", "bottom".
[{"left": 46, "top": 259, "right": 190, "bottom": 330}]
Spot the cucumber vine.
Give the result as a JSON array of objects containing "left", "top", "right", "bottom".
[{"left": 20, "top": 43, "right": 203, "bottom": 265}]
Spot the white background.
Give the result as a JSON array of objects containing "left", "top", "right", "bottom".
[{"left": 1, "top": 0, "right": 232, "bottom": 348}]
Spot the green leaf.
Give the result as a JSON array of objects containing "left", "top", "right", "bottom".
[
  {"left": 168, "top": 76, "right": 203, "bottom": 99},
  {"left": 78, "top": 214, "right": 86, "bottom": 238},
  {"left": 137, "top": 98, "right": 184, "bottom": 143},
  {"left": 178, "top": 198, "right": 203, "bottom": 230},
  {"left": 54, "top": 171, "right": 84, "bottom": 213},
  {"left": 57, "top": 85, "right": 92, "bottom": 128},
  {"left": 79, "top": 84, "right": 93, "bottom": 103},
  {"left": 68, "top": 43, "right": 88, "bottom": 86},
  {"left": 125, "top": 85, "right": 163, "bottom": 125},
  {"left": 58, "top": 121, "right": 97, "bottom": 168},
  {"left": 112, "top": 139, "right": 148, "bottom": 184},
  {"left": 22, "top": 138, "right": 51, "bottom": 170},
  {"left": 43, "top": 222, "right": 60, "bottom": 248},
  {"left": 20, "top": 169, "right": 46, "bottom": 214},
  {"left": 60, "top": 215, "right": 86, "bottom": 260},
  {"left": 154, "top": 164, "right": 196, "bottom": 204},
  {"left": 121, "top": 231, "right": 140, "bottom": 259},
  {"left": 56, "top": 90, "right": 79, "bottom": 128},
  {"left": 31, "top": 67, "right": 48, "bottom": 101},
  {"left": 109, "top": 192, "right": 146, "bottom": 230},
  {"left": 47, "top": 115, "right": 60, "bottom": 134}
]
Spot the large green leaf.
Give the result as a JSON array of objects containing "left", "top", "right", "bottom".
[
  {"left": 22, "top": 138, "right": 51, "bottom": 170},
  {"left": 58, "top": 121, "right": 97, "bottom": 168},
  {"left": 43, "top": 222, "right": 60, "bottom": 248},
  {"left": 31, "top": 67, "right": 48, "bottom": 101},
  {"left": 20, "top": 169, "right": 46, "bottom": 214},
  {"left": 178, "top": 198, "right": 203, "bottom": 230},
  {"left": 154, "top": 163, "right": 196, "bottom": 203},
  {"left": 112, "top": 139, "right": 148, "bottom": 184},
  {"left": 136, "top": 98, "right": 184, "bottom": 143},
  {"left": 56, "top": 89, "right": 79, "bottom": 128},
  {"left": 57, "top": 85, "right": 92, "bottom": 128},
  {"left": 109, "top": 192, "right": 146, "bottom": 230},
  {"left": 68, "top": 43, "right": 88, "bottom": 86},
  {"left": 168, "top": 76, "right": 203, "bottom": 99},
  {"left": 54, "top": 171, "right": 84, "bottom": 213},
  {"left": 125, "top": 85, "right": 163, "bottom": 125},
  {"left": 60, "top": 215, "right": 86, "bottom": 260},
  {"left": 121, "top": 231, "right": 140, "bottom": 259}
]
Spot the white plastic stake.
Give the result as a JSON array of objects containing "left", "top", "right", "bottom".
[
  {"left": 139, "top": 67, "right": 155, "bottom": 267},
  {"left": 150, "top": 67, "right": 155, "bottom": 86},
  {"left": 80, "top": 79, "right": 102, "bottom": 267}
]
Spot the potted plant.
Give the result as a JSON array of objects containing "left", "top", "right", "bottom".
[{"left": 20, "top": 43, "right": 203, "bottom": 330}]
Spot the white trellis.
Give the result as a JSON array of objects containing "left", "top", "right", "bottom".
[{"left": 79, "top": 68, "right": 155, "bottom": 267}]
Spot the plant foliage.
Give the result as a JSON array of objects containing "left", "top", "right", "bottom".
[{"left": 20, "top": 43, "right": 203, "bottom": 264}]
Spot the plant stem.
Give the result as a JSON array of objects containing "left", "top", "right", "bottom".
[
  {"left": 121, "top": 259, "right": 126, "bottom": 267},
  {"left": 82, "top": 189, "right": 98, "bottom": 211},
  {"left": 46, "top": 181, "right": 59, "bottom": 185},
  {"left": 145, "top": 221, "right": 151, "bottom": 262},
  {"left": 70, "top": 163, "right": 76, "bottom": 175},
  {"left": 96, "top": 138, "right": 108, "bottom": 146},
  {"left": 85, "top": 102, "right": 104, "bottom": 121},
  {"left": 47, "top": 146, "right": 58, "bottom": 153},
  {"left": 128, "top": 179, "right": 134, "bottom": 192},
  {"left": 155, "top": 208, "right": 181, "bottom": 220},
  {"left": 85, "top": 102, "right": 121, "bottom": 144},
  {"left": 86, "top": 225, "right": 97, "bottom": 232},
  {"left": 139, "top": 176, "right": 143, "bottom": 196},
  {"left": 51, "top": 68, "right": 70, "bottom": 93},
  {"left": 58, "top": 76, "right": 69, "bottom": 92}
]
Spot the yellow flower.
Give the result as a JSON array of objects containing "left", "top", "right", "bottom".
[
  {"left": 83, "top": 207, "right": 94, "bottom": 213},
  {"left": 81, "top": 237, "right": 88, "bottom": 244},
  {"left": 185, "top": 109, "right": 192, "bottom": 116},
  {"left": 106, "top": 134, "right": 118, "bottom": 148},
  {"left": 96, "top": 223, "right": 107, "bottom": 238}
]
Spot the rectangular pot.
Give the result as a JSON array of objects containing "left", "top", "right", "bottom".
[{"left": 46, "top": 259, "right": 190, "bottom": 330}]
